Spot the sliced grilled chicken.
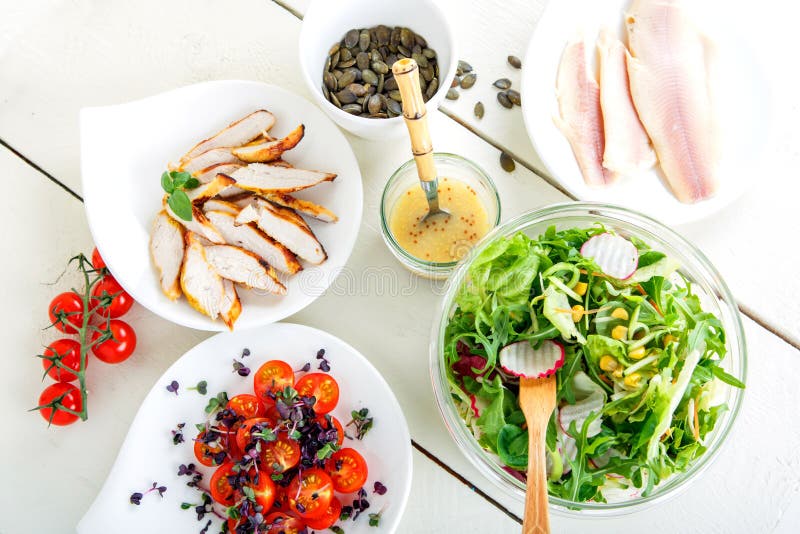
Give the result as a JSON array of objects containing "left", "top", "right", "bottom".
[
  {"left": 205, "top": 244, "right": 287, "bottom": 295},
  {"left": 180, "top": 148, "right": 243, "bottom": 174},
  {"left": 180, "top": 233, "right": 224, "bottom": 319},
  {"left": 205, "top": 211, "right": 302, "bottom": 274},
  {"left": 202, "top": 198, "right": 242, "bottom": 216},
  {"left": 270, "top": 159, "right": 293, "bottom": 168},
  {"left": 219, "top": 279, "right": 242, "bottom": 330},
  {"left": 180, "top": 110, "right": 276, "bottom": 162},
  {"left": 164, "top": 198, "right": 225, "bottom": 244},
  {"left": 236, "top": 200, "right": 327, "bottom": 264},
  {"left": 193, "top": 162, "right": 242, "bottom": 184},
  {"left": 187, "top": 174, "right": 236, "bottom": 203},
  {"left": 217, "top": 184, "right": 249, "bottom": 198},
  {"left": 225, "top": 164, "right": 336, "bottom": 194},
  {"left": 223, "top": 192, "right": 257, "bottom": 209},
  {"left": 149, "top": 210, "right": 184, "bottom": 300},
  {"left": 263, "top": 192, "right": 338, "bottom": 223},
  {"left": 232, "top": 124, "right": 305, "bottom": 163}
]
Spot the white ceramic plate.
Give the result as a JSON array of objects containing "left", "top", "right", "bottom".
[
  {"left": 81, "top": 81, "right": 363, "bottom": 331},
  {"left": 521, "top": 0, "right": 772, "bottom": 225},
  {"left": 77, "top": 323, "right": 412, "bottom": 534}
]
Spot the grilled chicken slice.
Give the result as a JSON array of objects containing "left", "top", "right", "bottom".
[
  {"left": 205, "top": 245, "right": 287, "bottom": 295},
  {"left": 263, "top": 192, "right": 338, "bottom": 223},
  {"left": 187, "top": 174, "right": 236, "bottom": 203},
  {"left": 219, "top": 279, "right": 242, "bottom": 330},
  {"left": 225, "top": 164, "right": 336, "bottom": 194},
  {"left": 193, "top": 162, "right": 242, "bottom": 184},
  {"left": 232, "top": 124, "right": 305, "bottom": 163},
  {"left": 164, "top": 198, "right": 225, "bottom": 244},
  {"left": 236, "top": 200, "right": 327, "bottom": 264},
  {"left": 180, "top": 148, "right": 243, "bottom": 174},
  {"left": 180, "top": 233, "right": 224, "bottom": 320},
  {"left": 149, "top": 210, "right": 184, "bottom": 300},
  {"left": 202, "top": 198, "right": 242, "bottom": 216},
  {"left": 180, "top": 110, "right": 276, "bottom": 162},
  {"left": 205, "top": 211, "right": 302, "bottom": 274}
]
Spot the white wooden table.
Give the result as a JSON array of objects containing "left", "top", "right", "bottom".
[{"left": 2, "top": 1, "right": 799, "bottom": 532}]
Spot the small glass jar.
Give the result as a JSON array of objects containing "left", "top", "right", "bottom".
[{"left": 380, "top": 153, "right": 501, "bottom": 279}]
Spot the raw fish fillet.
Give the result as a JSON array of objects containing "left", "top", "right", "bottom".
[
  {"left": 597, "top": 28, "right": 656, "bottom": 176},
  {"left": 555, "top": 38, "right": 616, "bottom": 186},
  {"left": 625, "top": 0, "right": 718, "bottom": 203}
]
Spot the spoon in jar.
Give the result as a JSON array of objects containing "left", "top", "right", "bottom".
[
  {"left": 498, "top": 340, "right": 566, "bottom": 534},
  {"left": 392, "top": 57, "right": 449, "bottom": 221}
]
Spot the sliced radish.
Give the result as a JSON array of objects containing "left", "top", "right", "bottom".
[
  {"left": 469, "top": 394, "right": 488, "bottom": 419},
  {"left": 558, "top": 371, "right": 606, "bottom": 438},
  {"left": 499, "top": 340, "right": 565, "bottom": 379},
  {"left": 580, "top": 233, "right": 639, "bottom": 279}
]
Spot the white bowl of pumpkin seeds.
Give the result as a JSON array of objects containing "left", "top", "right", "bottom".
[{"left": 299, "top": 0, "right": 458, "bottom": 139}]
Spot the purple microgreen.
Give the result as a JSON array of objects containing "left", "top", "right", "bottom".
[
  {"left": 242, "top": 348, "right": 251, "bottom": 358},
  {"left": 232, "top": 359, "right": 251, "bottom": 377},
  {"left": 368, "top": 512, "right": 382, "bottom": 527},
  {"left": 340, "top": 505, "right": 353, "bottom": 521},
  {"left": 316, "top": 349, "right": 326, "bottom": 359},
  {"left": 178, "top": 463, "right": 197, "bottom": 477},
  {"left": 129, "top": 492, "right": 142, "bottom": 505},
  {"left": 166, "top": 380, "right": 180, "bottom": 395},
  {"left": 130, "top": 482, "right": 166, "bottom": 505},
  {"left": 297, "top": 362, "right": 311, "bottom": 373},
  {"left": 199, "top": 519, "right": 212, "bottom": 534},
  {"left": 373, "top": 481, "right": 387, "bottom": 495},
  {"left": 172, "top": 422, "right": 186, "bottom": 445},
  {"left": 187, "top": 380, "right": 208, "bottom": 395},
  {"left": 319, "top": 359, "right": 331, "bottom": 372},
  {"left": 347, "top": 408, "right": 374, "bottom": 440}
]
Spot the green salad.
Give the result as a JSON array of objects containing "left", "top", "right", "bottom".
[{"left": 444, "top": 225, "right": 744, "bottom": 503}]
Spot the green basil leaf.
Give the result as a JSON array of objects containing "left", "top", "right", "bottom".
[
  {"left": 170, "top": 170, "right": 193, "bottom": 188},
  {"left": 168, "top": 190, "right": 193, "bottom": 221},
  {"left": 161, "top": 171, "right": 174, "bottom": 193}
]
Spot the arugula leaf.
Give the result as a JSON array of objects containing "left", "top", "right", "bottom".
[{"left": 710, "top": 366, "right": 745, "bottom": 389}]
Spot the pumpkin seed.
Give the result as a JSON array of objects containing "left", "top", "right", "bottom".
[
  {"left": 356, "top": 52, "right": 370, "bottom": 70},
  {"left": 493, "top": 78, "right": 511, "bottom": 90},
  {"left": 335, "top": 88, "right": 357, "bottom": 104},
  {"left": 377, "top": 73, "right": 385, "bottom": 94},
  {"left": 343, "top": 103, "right": 363, "bottom": 115},
  {"left": 451, "top": 77, "right": 460, "bottom": 88},
  {"left": 412, "top": 52, "right": 429, "bottom": 69},
  {"left": 457, "top": 60, "right": 473, "bottom": 75},
  {"left": 339, "top": 48, "right": 352, "bottom": 62},
  {"left": 371, "top": 60, "right": 389, "bottom": 74},
  {"left": 321, "top": 84, "right": 330, "bottom": 100},
  {"left": 506, "top": 89, "right": 521, "bottom": 106},
  {"left": 347, "top": 83, "right": 367, "bottom": 97},
  {"left": 368, "top": 94, "right": 383, "bottom": 115},
  {"left": 421, "top": 65, "right": 434, "bottom": 82},
  {"left": 418, "top": 75, "right": 427, "bottom": 92},
  {"left": 359, "top": 30, "right": 370, "bottom": 51},
  {"left": 376, "top": 25, "right": 390, "bottom": 45},
  {"left": 474, "top": 101, "right": 484, "bottom": 119},
  {"left": 400, "top": 27, "right": 414, "bottom": 48},
  {"left": 390, "top": 27, "right": 401, "bottom": 46},
  {"left": 446, "top": 88, "right": 459, "bottom": 100},
  {"left": 328, "top": 42, "right": 341, "bottom": 56},
  {"left": 372, "top": 112, "right": 389, "bottom": 119},
  {"left": 361, "top": 69, "right": 378, "bottom": 86},
  {"left": 388, "top": 90, "right": 403, "bottom": 102},
  {"left": 337, "top": 58, "right": 356, "bottom": 69},
  {"left": 460, "top": 73, "right": 477, "bottom": 89},
  {"left": 497, "top": 91, "right": 513, "bottom": 109},
  {"left": 323, "top": 71, "right": 337, "bottom": 91},
  {"left": 383, "top": 76, "right": 398, "bottom": 91},
  {"left": 386, "top": 98, "right": 402, "bottom": 115},
  {"left": 397, "top": 45, "right": 411, "bottom": 58},
  {"left": 508, "top": 55, "right": 522, "bottom": 69},
  {"left": 324, "top": 55, "right": 332, "bottom": 73},
  {"left": 415, "top": 33, "right": 427, "bottom": 47},
  {"left": 344, "top": 29, "right": 359, "bottom": 48},
  {"left": 423, "top": 48, "right": 436, "bottom": 59},
  {"left": 425, "top": 77, "right": 439, "bottom": 100},
  {"left": 338, "top": 70, "right": 356, "bottom": 88},
  {"left": 331, "top": 92, "right": 342, "bottom": 108},
  {"left": 500, "top": 151, "right": 515, "bottom": 172}
]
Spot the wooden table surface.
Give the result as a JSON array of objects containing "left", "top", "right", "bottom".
[{"left": 1, "top": 1, "right": 798, "bottom": 533}]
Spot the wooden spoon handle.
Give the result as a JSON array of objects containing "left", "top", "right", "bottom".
[
  {"left": 392, "top": 58, "right": 437, "bottom": 183},
  {"left": 523, "top": 416, "right": 550, "bottom": 534}
]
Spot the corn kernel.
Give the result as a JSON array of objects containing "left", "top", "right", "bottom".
[
  {"left": 624, "top": 373, "right": 642, "bottom": 388},
  {"left": 612, "top": 368, "right": 624, "bottom": 379},
  {"left": 628, "top": 346, "right": 646, "bottom": 360},
  {"left": 571, "top": 304, "right": 584, "bottom": 322},
  {"left": 574, "top": 281, "right": 588, "bottom": 296},
  {"left": 663, "top": 334, "right": 678, "bottom": 347},
  {"left": 599, "top": 355, "right": 618, "bottom": 372},
  {"left": 611, "top": 308, "right": 629, "bottom": 320},
  {"left": 611, "top": 325, "right": 628, "bottom": 340}
]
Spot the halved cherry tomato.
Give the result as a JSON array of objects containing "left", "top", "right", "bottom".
[
  {"left": 249, "top": 470, "right": 277, "bottom": 511},
  {"left": 260, "top": 435, "right": 301, "bottom": 474},
  {"left": 226, "top": 517, "right": 242, "bottom": 533},
  {"left": 325, "top": 448, "right": 368, "bottom": 493},
  {"left": 295, "top": 373, "right": 340, "bottom": 414},
  {"left": 194, "top": 430, "right": 226, "bottom": 467},
  {"left": 38, "top": 382, "right": 82, "bottom": 426},
  {"left": 209, "top": 462, "right": 237, "bottom": 506},
  {"left": 91, "top": 319, "right": 136, "bottom": 363},
  {"left": 236, "top": 417, "right": 273, "bottom": 451},
  {"left": 254, "top": 360, "right": 294, "bottom": 404},
  {"left": 91, "top": 276, "right": 133, "bottom": 318},
  {"left": 227, "top": 394, "right": 266, "bottom": 420},
  {"left": 287, "top": 468, "right": 334, "bottom": 519},
  {"left": 42, "top": 338, "right": 84, "bottom": 382},
  {"left": 303, "top": 497, "right": 342, "bottom": 530},
  {"left": 317, "top": 414, "right": 345, "bottom": 446},
  {"left": 264, "top": 512, "right": 306, "bottom": 534},
  {"left": 48, "top": 292, "right": 84, "bottom": 334},
  {"left": 91, "top": 247, "right": 107, "bottom": 270}
]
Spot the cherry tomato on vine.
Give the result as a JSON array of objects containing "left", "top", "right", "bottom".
[
  {"left": 287, "top": 468, "right": 334, "bottom": 519},
  {"left": 194, "top": 430, "right": 226, "bottom": 467},
  {"left": 253, "top": 360, "right": 294, "bottom": 404},
  {"left": 91, "top": 319, "right": 136, "bottom": 363},
  {"left": 91, "top": 247, "right": 107, "bottom": 270},
  {"left": 325, "top": 448, "right": 368, "bottom": 493},
  {"left": 264, "top": 512, "right": 306, "bottom": 534},
  {"left": 303, "top": 497, "right": 342, "bottom": 530},
  {"left": 260, "top": 435, "right": 301, "bottom": 475},
  {"left": 38, "top": 382, "right": 82, "bottom": 426},
  {"left": 48, "top": 292, "right": 84, "bottom": 334},
  {"left": 295, "top": 373, "right": 340, "bottom": 414},
  {"left": 91, "top": 276, "right": 133, "bottom": 318},
  {"left": 42, "top": 338, "right": 84, "bottom": 382},
  {"left": 227, "top": 394, "right": 266, "bottom": 420},
  {"left": 209, "top": 462, "right": 237, "bottom": 505}
]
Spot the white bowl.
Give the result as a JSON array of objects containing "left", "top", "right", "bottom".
[{"left": 299, "top": 0, "right": 458, "bottom": 139}]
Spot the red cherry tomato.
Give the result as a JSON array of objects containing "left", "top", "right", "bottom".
[
  {"left": 235, "top": 417, "right": 273, "bottom": 451},
  {"left": 209, "top": 462, "right": 237, "bottom": 505},
  {"left": 264, "top": 512, "right": 306, "bottom": 534},
  {"left": 194, "top": 430, "right": 226, "bottom": 467},
  {"left": 317, "top": 414, "right": 345, "bottom": 446},
  {"left": 253, "top": 360, "right": 295, "bottom": 404},
  {"left": 325, "top": 448, "right": 368, "bottom": 493},
  {"left": 287, "top": 468, "right": 334, "bottom": 519},
  {"left": 48, "top": 292, "right": 84, "bottom": 334},
  {"left": 294, "top": 373, "right": 340, "bottom": 414},
  {"left": 42, "top": 338, "right": 84, "bottom": 382},
  {"left": 260, "top": 435, "right": 301, "bottom": 475},
  {"left": 304, "top": 497, "right": 342, "bottom": 530},
  {"left": 227, "top": 394, "right": 266, "bottom": 420},
  {"left": 91, "top": 276, "right": 133, "bottom": 318},
  {"left": 249, "top": 470, "right": 277, "bottom": 511},
  {"left": 91, "top": 319, "right": 136, "bottom": 363},
  {"left": 91, "top": 247, "right": 107, "bottom": 270},
  {"left": 38, "top": 382, "right": 82, "bottom": 426}
]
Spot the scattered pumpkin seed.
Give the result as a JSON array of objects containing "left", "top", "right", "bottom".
[
  {"left": 474, "top": 101, "right": 484, "bottom": 119},
  {"left": 508, "top": 55, "right": 522, "bottom": 69},
  {"left": 506, "top": 89, "right": 521, "bottom": 106},
  {"left": 451, "top": 77, "right": 460, "bottom": 88},
  {"left": 460, "top": 73, "right": 477, "bottom": 89},
  {"left": 493, "top": 78, "right": 512, "bottom": 90},
  {"left": 500, "top": 151, "right": 515, "bottom": 172},
  {"left": 446, "top": 88, "right": 460, "bottom": 100},
  {"left": 457, "top": 60, "right": 473, "bottom": 76},
  {"left": 497, "top": 91, "right": 513, "bottom": 109}
]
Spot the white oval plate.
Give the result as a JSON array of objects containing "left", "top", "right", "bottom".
[
  {"left": 76, "top": 323, "right": 412, "bottom": 534},
  {"left": 81, "top": 81, "right": 363, "bottom": 331},
  {"left": 521, "top": 0, "right": 772, "bottom": 225}
]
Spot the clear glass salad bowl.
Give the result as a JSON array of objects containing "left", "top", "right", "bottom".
[{"left": 429, "top": 202, "right": 747, "bottom": 516}]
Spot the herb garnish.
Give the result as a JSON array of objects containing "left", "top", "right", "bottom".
[
  {"left": 172, "top": 422, "right": 186, "bottom": 445},
  {"left": 232, "top": 359, "right": 251, "bottom": 377},
  {"left": 166, "top": 380, "right": 180, "bottom": 395},
  {"left": 204, "top": 391, "right": 230, "bottom": 414},
  {"left": 368, "top": 511, "right": 382, "bottom": 527},
  {"left": 188, "top": 380, "right": 208, "bottom": 395},
  {"left": 347, "top": 408, "right": 374, "bottom": 440},
  {"left": 129, "top": 482, "right": 166, "bottom": 505},
  {"left": 373, "top": 481, "right": 387, "bottom": 495},
  {"left": 161, "top": 170, "right": 199, "bottom": 221},
  {"left": 317, "top": 348, "right": 331, "bottom": 372}
]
